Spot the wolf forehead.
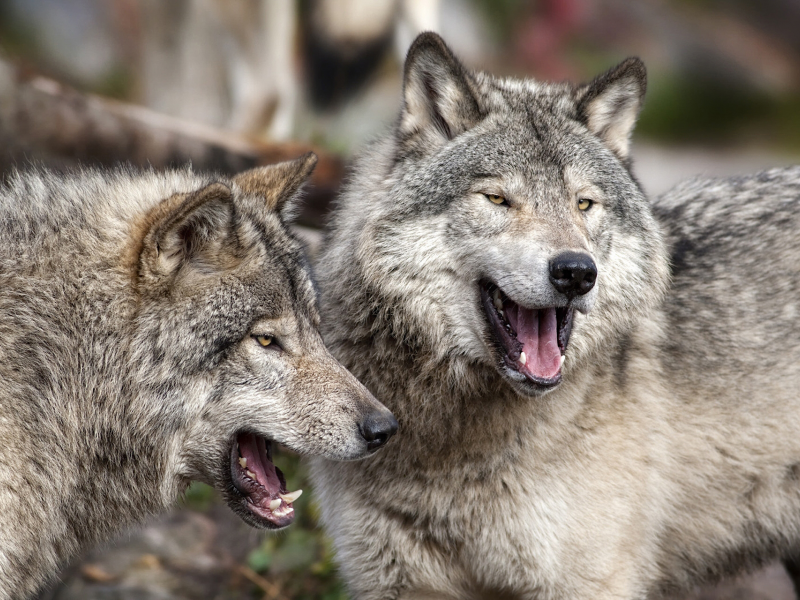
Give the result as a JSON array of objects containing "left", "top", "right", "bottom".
[
  {"left": 394, "top": 85, "right": 629, "bottom": 191},
  {"left": 404, "top": 120, "right": 607, "bottom": 183}
]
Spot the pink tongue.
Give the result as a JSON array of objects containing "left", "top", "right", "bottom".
[
  {"left": 506, "top": 305, "right": 561, "bottom": 379},
  {"left": 239, "top": 434, "right": 281, "bottom": 494}
]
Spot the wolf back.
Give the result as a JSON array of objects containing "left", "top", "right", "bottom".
[
  {"left": 0, "top": 158, "right": 396, "bottom": 599},
  {"left": 311, "top": 31, "right": 800, "bottom": 600}
]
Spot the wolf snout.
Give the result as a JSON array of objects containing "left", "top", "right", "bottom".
[
  {"left": 358, "top": 410, "right": 399, "bottom": 451},
  {"left": 549, "top": 251, "right": 597, "bottom": 297}
]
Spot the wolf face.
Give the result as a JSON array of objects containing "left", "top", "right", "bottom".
[
  {"left": 0, "top": 155, "right": 397, "bottom": 598},
  {"left": 128, "top": 155, "right": 397, "bottom": 530},
  {"left": 326, "top": 33, "right": 668, "bottom": 397}
]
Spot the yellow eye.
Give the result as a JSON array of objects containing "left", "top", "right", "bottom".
[
  {"left": 578, "top": 198, "right": 593, "bottom": 211},
  {"left": 486, "top": 194, "right": 506, "bottom": 205},
  {"left": 254, "top": 335, "right": 273, "bottom": 347}
]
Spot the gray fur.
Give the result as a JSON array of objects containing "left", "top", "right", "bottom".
[
  {"left": 312, "top": 32, "right": 800, "bottom": 599},
  {"left": 0, "top": 157, "right": 394, "bottom": 599}
]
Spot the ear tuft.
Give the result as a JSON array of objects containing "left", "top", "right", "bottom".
[
  {"left": 400, "top": 32, "right": 483, "bottom": 146},
  {"left": 233, "top": 152, "right": 318, "bottom": 219},
  {"left": 144, "top": 182, "right": 234, "bottom": 279},
  {"left": 576, "top": 57, "right": 646, "bottom": 160}
]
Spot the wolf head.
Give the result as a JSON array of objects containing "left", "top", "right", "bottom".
[
  {"left": 321, "top": 33, "right": 669, "bottom": 397},
  {"left": 131, "top": 154, "right": 397, "bottom": 529}
]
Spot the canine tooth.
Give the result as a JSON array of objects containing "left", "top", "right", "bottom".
[
  {"left": 560, "top": 354, "right": 566, "bottom": 367},
  {"left": 238, "top": 457, "right": 247, "bottom": 468},
  {"left": 519, "top": 351, "right": 527, "bottom": 366},
  {"left": 493, "top": 297, "right": 503, "bottom": 312},
  {"left": 492, "top": 288, "right": 501, "bottom": 302},
  {"left": 246, "top": 470, "right": 257, "bottom": 480},
  {"left": 269, "top": 498, "right": 282, "bottom": 511},
  {"left": 280, "top": 489, "right": 303, "bottom": 504}
]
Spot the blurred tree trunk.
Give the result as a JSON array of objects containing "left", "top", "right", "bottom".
[{"left": 0, "top": 58, "right": 341, "bottom": 228}]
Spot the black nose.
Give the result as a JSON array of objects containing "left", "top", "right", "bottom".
[
  {"left": 359, "top": 412, "right": 399, "bottom": 451},
  {"left": 549, "top": 251, "right": 597, "bottom": 297}
]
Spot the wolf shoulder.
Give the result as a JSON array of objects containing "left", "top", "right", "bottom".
[
  {"left": 652, "top": 165, "right": 800, "bottom": 392},
  {"left": 653, "top": 165, "right": 800, "bottom": 289},
  {"left": 653, "top": 166, "right": 800, "bottom": 257},
  {"left": 0, "top": 168, "right": 192, "bottom": 258}
]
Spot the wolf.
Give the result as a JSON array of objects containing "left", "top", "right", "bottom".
[
  {"left": 311, "top": 31, "right": 800, "bottom": 600},
  {"left": 0, "top": 154, "right": 397, "bottom": 600}
]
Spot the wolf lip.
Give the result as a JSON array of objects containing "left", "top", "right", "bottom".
[
  {"left": 227, "top": 432, "right": 299, "bottom": 529},
  {"left": 479, "top": 281, "right": 573, "bottom": 388}
]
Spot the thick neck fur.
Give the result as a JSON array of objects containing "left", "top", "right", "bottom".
[
  {"left": 321, "top": 267, "right": 661, "bottom": 464},
  {"left": 0, "top": 284, "right": 182, "bottom": 600}
]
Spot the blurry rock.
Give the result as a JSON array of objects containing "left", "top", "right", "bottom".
[{"left": 41, "top": 508, "right": 264, "bottom": 600}]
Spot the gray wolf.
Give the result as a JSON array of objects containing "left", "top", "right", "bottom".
[
  {"left": 0, "top": 154, "right": 397, "bottom": 600},
  {"left": 311, "top": 31, "right": 800, "bottom": 599}
]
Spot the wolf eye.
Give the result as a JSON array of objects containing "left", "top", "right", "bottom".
[
  {"left": 253, "top": 335, "right": 275, "bottom": 348},
  {"left": 485, "top": 193, "right": 507, "bottom": 206},
  {"left": 577, "top": 198, "right": 594, "bottom": 211}
]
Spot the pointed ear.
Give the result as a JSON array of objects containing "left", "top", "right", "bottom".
[
  {"left": 576, "top": 57, "right": 646, "bottom": 160},
  {"left": 233, "top": 152, "right": 318, "bottom": 219},
  {"left": 141, "top": 182, "right": 235, "bottom": 279},
  {"left": 399, "top": 32, "right": 483, "bottom": 146}
]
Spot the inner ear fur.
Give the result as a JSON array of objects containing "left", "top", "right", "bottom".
[
  {"left": 233, "top": 152, "right": 318, "bottom": 218},
  {"left": 141, "top": 181, "right": 235, "bottom": 280},
  {"left": 575, "top": 57, "right": 647, "bottom": 160},
  {"left": 399, "top": 32, "right": 484, "bottom": 144}
]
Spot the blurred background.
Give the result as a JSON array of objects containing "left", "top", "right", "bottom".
[
  {"left": 2, "top": 0, "right": 800, "bottom": 200},
  {"left": 2, "top": 1, "right": 799, "bottom": 599}
]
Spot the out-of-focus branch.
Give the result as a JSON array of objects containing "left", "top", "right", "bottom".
[{"left": 0, "top": 59, "right": 342, "bottom": 228}]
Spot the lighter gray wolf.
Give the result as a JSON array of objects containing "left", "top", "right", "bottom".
[
  {"left": 311, "top": 31, "right": 800, "bottom": 599},
  {"left": 0, "top": 154, "right": 397, "bottom": 600}
]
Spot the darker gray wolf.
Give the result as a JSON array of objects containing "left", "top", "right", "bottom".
[
  {"left": 0, "top": 154, "right": 397, "bottom": 599},
  {"left": 311, "top": 31, "right": 800, "bottom": 599}
]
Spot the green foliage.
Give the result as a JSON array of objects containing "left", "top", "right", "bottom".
[
  {"left": 247, "top": 451, "right": 349, "bottom": 599},
  {"left": 0, "top": 4, "right": 42, "bottom": 61},
  {"left": 90, "top": 65, "right": 134, "bottom": 100},
  {"left": 181, "top": 481, "right": 217, "bottom": 512},
  {"left": 637, "top": 71, "right": 800, "bottom": 151},
  {"left": 470, "top": 0, "right": 530, "bottom": 41},
  {"left": 0, "top": 2, "right": 133, "bottom": 99},
  {"left": 180, "top": 450, "right": 348, "bottom": 599},
  {"left": 248, "top": 451, "right": 348, "bottom": 599}
]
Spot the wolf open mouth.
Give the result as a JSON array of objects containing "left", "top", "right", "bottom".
[
  {"left": 228, "top": 432, "right": 303, "bottom": 529},
  {"left": 480, "top": 281, "right": 573, "bottom": 389}
]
